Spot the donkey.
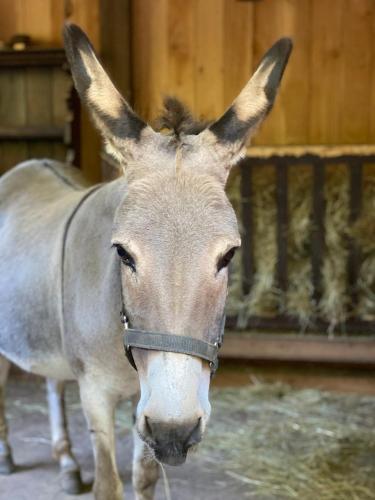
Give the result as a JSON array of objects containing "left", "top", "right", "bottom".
[{"left": 0, "top": 24, "right": 292, "bottom": 500}]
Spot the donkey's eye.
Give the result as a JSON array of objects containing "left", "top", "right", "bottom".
[
  {"left": 217, "top": 247, "right": 237, "bottom": 273},
  {"left": 115, "top": 245, "right": 136, "bottom": 272}
]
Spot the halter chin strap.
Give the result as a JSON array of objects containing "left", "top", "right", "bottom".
[{"left": 121, "top": 310, "right": 225, "bottom": 376}]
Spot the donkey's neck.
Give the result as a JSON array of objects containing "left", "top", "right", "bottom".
[{"left": 62, "top": 176, "right": 128, "bottom": 346}]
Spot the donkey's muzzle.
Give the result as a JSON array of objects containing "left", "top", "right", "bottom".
[{"left": 144, "top": 417, "right": 202, "bottom": 466}]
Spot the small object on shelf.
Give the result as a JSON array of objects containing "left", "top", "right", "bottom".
[{"left": 8, "top": 34, "right": 31, "bottom": 51}]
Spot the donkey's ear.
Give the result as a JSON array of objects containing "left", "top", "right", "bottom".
[
  {"left": 191, "top": 37, "right": 292, "bottom": 183},
  {"left": 210, "top": 38, "right": 292, "bottom": 146},
  {"left": 63, "top": 23, "right": 150, "bottom": 160}
]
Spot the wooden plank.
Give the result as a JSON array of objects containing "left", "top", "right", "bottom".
[
  {"left": 0, "top": 126, "right": 64, "bottom": 140},
  {"left": 25, "top": 67, "right": 52, "bottom": 125},
  {"left": 309, "top": 0, "right": 344, "bottom": 143},
  {"left": 0, "top": 1, "right": 65, "bottom": 46},
  {"left": 50, "top": 0, "right": 66, "bottom": 45},
  {"left": 213, "top": 360, "right": 375, "bottom": 396},
  {"left": 253, "top": 0, "right": 312, "bottom": 145},
  {"left": 0, "top": 68, "right": 28, "bottom": 171},
  {"left": 194, "top": 0, "right": 225, "bottom": 120},
  {"left": 67, "top": 0, "right": 100, "bottom": 47},
  {"left": 275, "top": 161, "right": 288, "bottom": 295},
  {"left": 14, "top": 0, "right": 54, "bottom": 45},
  {"left": 240, "top": 159, "right": 254, "bottom": 295},
  {"left": 220, "top": 332, "right": 375, "bottom": 365},
  {"left": 0, "top": 49, "right": 66, "bottom": 68},
  {"left": 0, "top": 0, "right": 17, "bottom": 42},
  {"left": 25, "top": 66, "right": 52, "bottom": 160},
  {"left": 225, "top": 314, "right": 375, "bottom": 335},
  {"left": 166, "top": 0, "right": 195, "bottom": 112},
  {"left": 130, "top": 0, "right": 167, "bottom": 120},
  {"left": 100, "top": 0, "right": 131, "bottom": 100},
  {"left": 52, "top": 67, "right": 71, "bottom": 163},
  {"left": 28, "top": 141, "right": 53, "bottom": 160},
  {"left": 146, "top": 0, "right": 169, "bottom": 121},
  {"left": 340, "top": 0, "right": 374, "bottom": 144},
  {"left": 222, "top": 0, "right": 254, "bottom": 110},
  {"left": 51, "top": 68, "right": 70, "bottom": 126},
  {"left": 67, "top": 0, "right": 101, "bottom": 182},
  {"left": 131, "top": 0, "right": 153, "bottom": 117},
  {"left": 311, "top": 160, "right": 325, "bottom": 305}
]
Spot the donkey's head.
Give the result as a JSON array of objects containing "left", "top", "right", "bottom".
[{"left": 64, "top": 24, "right": 292, "bottom": 465}]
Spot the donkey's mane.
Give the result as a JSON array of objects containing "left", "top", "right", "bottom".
[{"left": 154, "top": 97, "right": 209, "bottom": 139}]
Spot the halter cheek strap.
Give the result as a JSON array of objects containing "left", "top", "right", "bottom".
[{"left": 121, "top": 310, "right": 224, "bottom": 376}]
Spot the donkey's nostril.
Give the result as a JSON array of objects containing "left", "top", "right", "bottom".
[
  {"left": 142, "top": 417, "right": 202, "bottom": 465},
  {"left": 143, "top": 417, "right": 202, "bottom": 455},
  {"left": 186, "top": 417, "right": 202, "bottom": 448}
]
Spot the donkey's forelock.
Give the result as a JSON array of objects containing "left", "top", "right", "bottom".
[
  {"left": 154, "top": 97, "right": 209, "bottom": 138},
  {"left": 64, "top": 23, "right": 292, "bottom": 185}
]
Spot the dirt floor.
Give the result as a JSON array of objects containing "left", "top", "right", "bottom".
[
  {"left": 0, "top": 376, "right": 249, "bottom": 500},
  {"left": 1, "top": 369, "right": 375, "bottom": 500}
]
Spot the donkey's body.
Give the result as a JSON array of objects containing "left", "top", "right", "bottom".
[
  {"left": 0, "top": 160, "right": 143, "bottom": 496},
  {"left": 0, "top": 160, "right": 135, "bottom": 389},
  {"left": 0, "top": 23, "right": 292, "bottom": 500}
]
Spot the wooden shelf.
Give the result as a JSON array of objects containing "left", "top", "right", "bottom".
[
  {"left": 0, "top": 125, "right": 65, "bottom": 141},
  {"left": 0, "top": 47, "right": 66, "bottom": 67}
]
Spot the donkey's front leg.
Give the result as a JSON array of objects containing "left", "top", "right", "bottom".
[
  {"left": 46, "top": 379, "right": 83, "bottom": 494},
  {"left": 132, "top": 429, "right": 160, "bottom": 500},
  {"left": 0, "top": 355, "right": 14, "bottom": 474},
  {"left": 79, "top": 378, "right": 123, "bottom": 500}
]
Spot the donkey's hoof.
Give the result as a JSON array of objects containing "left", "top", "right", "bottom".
[
  {"left": 60, "top": 469, "right": 84, "bottom": 495},
  {"left": 0, "top": 454, "right": 15, "bottom": 475}
]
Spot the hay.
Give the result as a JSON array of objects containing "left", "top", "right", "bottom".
[
  {"left": 320, "top": 164, "right": 350, "bottom": 330},
  {"left": 287, "top": 165, "right": 314, "bottom": 327},
  {"left": 226, "top": 162, "right": 375, "bottom": 332},
  {"left": 201, "top": 383, "right": 375, "bottom": 500},
  {"left": 7, "top": 379, "right": 375, "bottom": 499},
  {"left": 246, "top": 166, "right": 279, "bottom": 318}
]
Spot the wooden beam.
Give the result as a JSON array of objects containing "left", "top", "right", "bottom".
[
  {"left": 347, "top": 160, "right": 363, "bottom": 307},
  {"left": 0, "top": 48, "right": 66, "bottom": 67},
  {"left": 240, "top": 158, "right": 254, "bottom": 295},
  {"left": 275, "top": 160, "right": 288, "bottom": 295},
  {"left": 220, "top": 332, "right": 375, "bottom": 365},
  {"left": 311, "top": 159, "right": 325, "bottom": 304},
  {"left": 0, "top": 125, "right": 64, "bottom": 140}
]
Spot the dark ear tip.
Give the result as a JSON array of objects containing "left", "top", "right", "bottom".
[
  {"left": 63, "top": 22, "right": 91, "bottom": 48},
  {"left": 274, "top": 37, "right": 293, "bottom": 58},
  {"left": 63, "top": 22, "right": 78, "bottom": 38}
]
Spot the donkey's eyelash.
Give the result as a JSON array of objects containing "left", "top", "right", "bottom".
[
  {"left": 113, "top": 244, "right": 136, "bottom": 272},
  {"left": 217, "top": 247, "right": 238, "bottom": 273}
]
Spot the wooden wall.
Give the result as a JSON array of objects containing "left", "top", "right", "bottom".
[
  {"left": 131, "top": 0, "right": 375, "bottom": 146},
  {"left": 0, "top": 0, "right": 102, "bottom": 182},
  {"left": 1, "top": 0, "right": 374, "bottom": 180},
  {"left": 0, "top": 65, "right": 71, "bottom": 175}
]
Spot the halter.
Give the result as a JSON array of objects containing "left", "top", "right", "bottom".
[{"left": 121, "top": 305, "right": 225, "bottom": 376}]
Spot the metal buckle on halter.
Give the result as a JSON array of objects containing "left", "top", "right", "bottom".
[
  {"left": 120, "top": 310, "right": 129, "bottom": 329},
  {"left": 121, "top": 311, "right": 139, "bottom": 370}
]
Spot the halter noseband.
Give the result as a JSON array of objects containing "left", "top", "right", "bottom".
[{"left": 121, "top": 309, "right": 224, "bottom": 376}]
